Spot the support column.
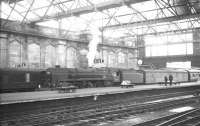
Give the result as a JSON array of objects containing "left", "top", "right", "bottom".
[
  {"left": 40, "top": 41, "right": 46, "bottom": 68},
  {"left": 22, "top": 36, "right": 28, "bottom": 68},
  {"left": 0, "top": 33, "right": 8, "bottom": 68}
]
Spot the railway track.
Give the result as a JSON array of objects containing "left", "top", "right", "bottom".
[
  {"left": 0, "top": 90, "right": 195, "bottom": 120},
  {"left": 0, "top": 91, "right": 199, "bottom": 126},
  {"left": 134, "top": 107, "right": 200, "bottom": 126},
  {"left": 64, "top": 96, "right": 199, "bottom": 126},
  {"left": 0, "top": 90, "right": 196, "bottom": 120}
]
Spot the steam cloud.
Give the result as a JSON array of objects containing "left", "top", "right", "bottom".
[{"left": 87, "top": 28, "right": 101, "bottom": 67}]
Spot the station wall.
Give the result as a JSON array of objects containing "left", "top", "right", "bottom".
[
  {"left": 138, "top": 29, "right": 200, "bottom": 68},
  {"left": 0, "top": 19, "right": 138, "bottom": 69}
]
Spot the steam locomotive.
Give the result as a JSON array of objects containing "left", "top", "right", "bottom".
[{"left": 0, "top": 67, "right": 200, "bottom": 92}]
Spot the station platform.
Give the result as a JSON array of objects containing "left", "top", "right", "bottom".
[{"left": 1, "top": 81, "right": 200, "bottom": 105}]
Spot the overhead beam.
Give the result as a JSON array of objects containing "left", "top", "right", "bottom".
[
  {"left": 138, "top": 27, "right": 200, "bottom": 36},
  {"left": 102, "top": 13, "right": 200, "bottom": 30},
  {"left": 2, "top": 0, "right": 23, "bottom": 4},
  {"left": 31, "top": 0, "right": 150, "bottom": 23}
]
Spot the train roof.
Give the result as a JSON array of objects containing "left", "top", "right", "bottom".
[
  {"left": 47, "top": 67, "right": 110, "bottom": 72},
  {"left": 162, "top": 68, "right": 200, "bottom": 72},
  {"left": 186, "top": 69, "right": 200, "bottom": 72},
  {"left": 0, "top": 68, "right": 45, "bottom": 72},
  {"left": 141, "top": 68, "right": 187, "bottom": 72}
]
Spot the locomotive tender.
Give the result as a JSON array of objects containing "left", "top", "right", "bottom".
[
  {"left": 0, "top": 67, "right": 200, "bottom": 92},
  {"left": 0, "top": 68, "right": 44, "bottom": 92}
]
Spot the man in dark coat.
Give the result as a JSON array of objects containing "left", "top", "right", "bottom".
[
  {"left": 169, "top": 75, "right": 173, "bottom": 86},
  {"left": 164, "top": 76, "right": 168, "bottom": 86}
]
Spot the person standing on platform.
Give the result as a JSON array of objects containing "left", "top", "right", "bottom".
[
  {"left": 164, "top": 76, "right": 168, "bottom": 86},
  {"left": 169, "top": 75, "right": 173, "bottom": 86}
]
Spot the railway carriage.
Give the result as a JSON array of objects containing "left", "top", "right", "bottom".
[
  {"left": 119, "top": 69, "right": 189, "bottom": 85},
  {"left": 0, "top": 68, "right": 42, "bottom": 92},
  {"left": 142, "top": 69, "right": 188, "bottom": 84},
  {"left": 186, "top": 69, "right": 200, "bottom": 82},
  {"left": 120, "top": 69, "right": 144, "bottom": 84},
  {"left": 1, "top": 67, "right": 199, "bottom": 92}
]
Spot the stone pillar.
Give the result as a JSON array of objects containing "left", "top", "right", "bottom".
[
  {"left": 40, "top": 40, "right": 46, "bottom": 68},
  {"left": 0, "top": 33, "right": 8, "bottom": 68},
  {"left": 21, "top": 36, "right": 28, "bottom": 68},
  {"left": 193, "top": 29, "right": 200, "bottom": 56},
  {"left": 137, "top": 35, "right": 145, "bottom": 58}
]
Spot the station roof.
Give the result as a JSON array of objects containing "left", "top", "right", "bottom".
[{"left": 1, "top": 0, "right": 200, "bottom": 38}]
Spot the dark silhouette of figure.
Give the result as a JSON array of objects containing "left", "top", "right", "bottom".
[
  {"left": 169, "top": 75, "right": 173, "bottom": 86},
  {"left": 164, "top": 76, "right": 168, "bottom": 86}
]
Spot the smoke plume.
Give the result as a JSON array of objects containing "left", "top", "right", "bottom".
[{"left": 87, "top": 28, "right": 101, "bottom": 67}]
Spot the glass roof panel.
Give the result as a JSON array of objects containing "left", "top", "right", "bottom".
[
  {"left": 37, "top": 20, "right": 59, "bottom": 29},
  {"left": 26, "top": 12, "right": 39, "bottom": 21},
  {"left": 141, "top": 10, "right": 158, "bottom": 19},
  {"left": 13, "top": 4, "right": 26, "bottom": 13},
  {"left": 9, "top": 10, "right": 24, "bottom": 21},
  {"left": 131, "top": 1, "right": 157, "bottom": 12},
  {"left": 31, "top": 0, "right": 50, "bottom": 9},
  {"left": 115, "top": 6, "right": 133, "bottom": 16},
  {"left": 1, "top": 12, "right": 8, "bottom": 19},
  {"left": 90, "top": 0, "right": 111, "bottom": 5},
  {"left": 1, "top": 0, "right": 199, "bottom": 38},
  {"left": 2, "top": 2, "right": 12, "bottom": 16},
  {"left": 46, "top": 6, "right": 62, "bottom": 16},
  {"left": 61, "top": 16, "right": 88, "bottom": 31},
  {"left": 117, "top": 15, "right": 134, "bottom": 23},
  {"left": 32, "top": 8, "right": 48, "bottom": 17},
  {"left": 162, "top": 8, "right": 174, "bottom": 17},
  {"left": 17, "top": 0, "right": 30, "bottom": 9}
]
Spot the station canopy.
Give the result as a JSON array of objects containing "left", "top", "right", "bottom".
[{"left": 1, "top": 0, "right": 200, "bottom": 38}]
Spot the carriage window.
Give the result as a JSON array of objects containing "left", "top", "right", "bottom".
[{"left": 25, "top": 73, "right": 30, "bottom": 83}]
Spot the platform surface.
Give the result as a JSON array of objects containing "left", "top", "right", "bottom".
[{"left": 1, "top": 82, "right": 200, "bottom": 105}]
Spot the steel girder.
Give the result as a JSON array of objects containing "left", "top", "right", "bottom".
[
  {"left": 102, "top": 13, "right": 200, "bottom": 30},
  {"left": 2, "top": 0, "right": 23, "bottom": 4},
  {"left": 30, "top": 0, "right": 150, "bottom": 23}
]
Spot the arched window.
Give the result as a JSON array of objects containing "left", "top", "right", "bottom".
[
  {"left": 66, "top": 47, "right": 77, "bottom": 68},
  {"left": 45, "top": 45, "right": 56, "bottom": 68},
  {"left": 28, "top": 43, "right": 40, "bottom": 68},
  {"left": 108, "top": 51, "right": 116, "bottom": 67},
  {"left": 56, "top": 45, "right": 66, "bottom": 67},
  {"left": 118, "top": 52, "right": 125, "bottom": 64},
  {"left": 9, "top": 41, "right": 21, "bottom": 67},
  {"left": 128, "top": 53, "right": 136, "bottom": 68}
]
